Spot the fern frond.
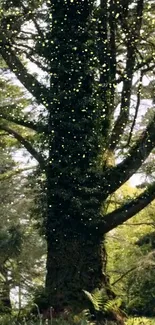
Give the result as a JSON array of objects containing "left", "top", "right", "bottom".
[
  {"left": 83, "top": 288, "right": 108, "bottom": 311},
  {"left": 104, "top": 298, "right": 122, "bottom": 313}
]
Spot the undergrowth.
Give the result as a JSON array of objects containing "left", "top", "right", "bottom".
[{"left": 0, "top": 314, "right": 155, "bottom": 325}]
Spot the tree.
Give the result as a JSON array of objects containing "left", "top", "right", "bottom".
[
  {"left": 0, "top": 0, "right": 155, "bottom": 319},
  {"left": 0, "top": 77, "right": 46, "bottom": 310},
  {"left": 0, "top": 146, "right": 22, "bottom": 312},
  {"left": 0, "top": 142, "right": 46, "bottom": 311}
]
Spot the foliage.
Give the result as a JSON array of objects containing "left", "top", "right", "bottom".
[
  {"left": 83, "top": 289, "right": 122, "bottom": 313},
  {"left": 0, "top": 313, "right": 155, "bottom": 325},
  {"left": 106, "top": 185, "right": 155, "bottom": 317},
  {"left": 0, "top": 144, "right": 46, "bottom": 310},
  {"left": 125, "top": 318, "right": 155, "bottom": 325},
  {"left": 83, "top": 288, "right": 127, "bottom": 324}
]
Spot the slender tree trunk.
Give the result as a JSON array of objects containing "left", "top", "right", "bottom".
[
  {"left": 0, "top": 280, "right": 12, "bottom": 313},
  {"left": 18, "top": 284, "right": 22, "bottom": 310}
]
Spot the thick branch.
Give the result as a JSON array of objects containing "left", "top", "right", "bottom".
[
  {"left": 126, "top": 71, "right": 143, "bottom": 146},
  {"left": 109, "top": 0, "right": 144, "bottom": 151},
  {"left": 102, "top": 113, "right": 155, "bottom": 198},
  {"left": 109, "top": 47, "right": 136, "bottom": 151},
  {"left": 109, "top": 0, "right": 116, "bottom": 110},
  {"left": 0, "top": 34, "right": 51, "bottom": 107},
  {"left": 0, "top": 125, "right": 46, "bottom": 171},
  {"left": 95, "top": 182, "right": 155, "bottom": 234}
]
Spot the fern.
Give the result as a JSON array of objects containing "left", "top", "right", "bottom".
[
  {"left": 83, "top": 288, "right": 127, "bottom": 325},
  {"left": 104, "top": 298, "right": 122, "bottom": 313},
  {"left": 83, "top": 288, "right": 108, "bottom": 311},
  {"left": 83, "top": 289, "right": 121, "bottom": 313}
]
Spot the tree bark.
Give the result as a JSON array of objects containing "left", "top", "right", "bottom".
[{"left": 45, "top": 229, "right": 108, "bottom": 311}]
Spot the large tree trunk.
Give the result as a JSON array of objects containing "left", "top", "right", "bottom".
[
  {"left": 45, "top": 230, "right": 109, "bottom": 310},
  {"left": 45, "top": 165, "right": 116, "bottom": 315},
  {"left": 44, "top": 1, "right": 119, "bottom": 322}
]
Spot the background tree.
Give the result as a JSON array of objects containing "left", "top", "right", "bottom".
[
  {"left": 0, "top": 0, "right": 155, "bottom": 321},
  {"left": 0, "top": 145, "right": 46, "bottom": 311},
  {"left": 0, "top": 75, "right": 46, "bottom": 311}
]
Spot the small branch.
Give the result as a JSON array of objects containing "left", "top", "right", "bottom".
[
  {"left": 21, "top": 3, "right": 45, "bottom": 41},
  {"left": 142, "top": 63, "right": 155, "bottom": 74},
  {"left": 111, "top": 249, "right": 155, "bottom": 286},
  {"left": 0, "top": 124, "right": 46, "bottom": 171},
  {"left": 19, "top": 30, "right": 37, "bottom": 36},
  {"left": 116, "top": 57, "right": 154, "bottom": 84},
  {"left": 32, "top": 17, "right": 45, "bottom": 41},
  {"left": 13, "top": 43, "right": 34, "bottom": 53},
  {"left": 111, "top": 266, "right": 137, "bottom": 286},
  {"left": 0, "top": 166, "right": 35, "bottom": 181},
  {"left": 23, "top": 52, "right": 50, "bottom": 73}
]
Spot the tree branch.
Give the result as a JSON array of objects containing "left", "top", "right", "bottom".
[
  {"left": 0, "top": 124, "right": 46, "bottom": 171},
  {"left": 21, "top": 3, "right": 45, "bottom": 41},
  {"left": 95, "top": 182, "right": 155, "bottom": 234},
  {"left": 125, "top": 71, "right": 143, "bottom": 147},
  {"left": 111, "top": 266, "right": 137, "bottom": 286},
  {"left": 102, "top": 113, "right": 155, "bottom": 199},
  {"left": 109, "top": 0, "right": 116, "bottom": 110},
  {"left": 116, "top": 57, "right": 154, "bottom": 84},
  {"left": 109, "top": 46, "right": 136, "bottom": 151},
  {"left": 111, "top": 249, "right": 155, "bottom": 286},
  {"left": 1, "top": 111, "right": 48, "bottom": 134},
  {"left": 0, "top": 34, "right": 51, "bottom": 107},
  {"left": 109, "top": 0, "right": 144, "bottom": 150},
  {"left": 0, "top": 166, "right": 35, "bottom": 181},
  {"left": 13, "top": 42, "right": 50, "bottom": 73}
]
